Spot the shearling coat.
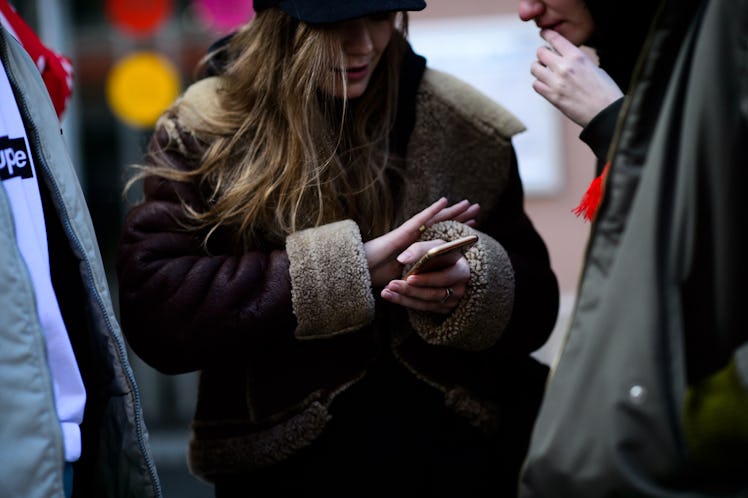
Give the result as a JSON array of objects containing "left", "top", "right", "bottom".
[{"left": 117, "top": 66, "right": 559, "bottom": 482}]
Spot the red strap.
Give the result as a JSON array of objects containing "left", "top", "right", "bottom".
[{"left": 0, "top": 0, "right": 73, "bottom": 118}]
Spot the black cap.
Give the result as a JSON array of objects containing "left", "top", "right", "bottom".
[{"left": 253, "top": 0, "right": 427, "bottom": 24}]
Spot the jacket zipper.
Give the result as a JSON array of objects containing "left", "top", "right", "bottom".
[{"left": 1, "top": 31, "right": 163, "bottom": 498}]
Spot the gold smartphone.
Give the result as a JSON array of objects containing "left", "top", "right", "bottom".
[{"left": 404, "top": 235, "right": 478, "bottom": 277}]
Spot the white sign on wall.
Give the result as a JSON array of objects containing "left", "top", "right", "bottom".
[{"left": 408, "top": 15, "right": 564, "bottom": 196}]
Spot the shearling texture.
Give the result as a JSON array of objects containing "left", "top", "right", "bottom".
[
  {"left": 400, "top": 68, "right": 525, "bottom": 220},
  {"left": 423, "top": 69, "right": 525, "bottom": 138},
  {"left": 286, "top": 219, "right": 375, "bottom": 339},
  {"left": 445, "top": 386, "right": 499, "bottom": 435},
  {"left": 172, "top": 76, "right": 224, "bottom": 138},
  {"left": 188, "top": 400, "right": 331, "bottom": 478},
  {"left": 405, "top": 220, "right": 515, "bottom": 350},
  {"left": 148, "top": 77, "right": 224, "bottom": 164}
]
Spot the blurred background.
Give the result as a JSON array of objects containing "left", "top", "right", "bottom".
[{"left": 14, "top": 1, "right": 595, "bottom": 496}]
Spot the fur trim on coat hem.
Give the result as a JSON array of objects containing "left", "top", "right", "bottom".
[{"left": 188, "top": 401, "right": 331, "bottom": 481}]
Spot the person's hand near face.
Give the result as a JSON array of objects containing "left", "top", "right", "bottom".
[
  {"left": 518, "top": 0, "right": 622, "bottom": 128},
  {"left": 532, "top": 29, "right": 622, "bottom": 127}
]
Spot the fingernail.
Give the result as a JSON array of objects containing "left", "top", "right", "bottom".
[
  {"left": 397, "top": 251, "right": 411, "bottom": 263},
  {"left": 384, "top": 280, "right": 403, "bottom": 295}
]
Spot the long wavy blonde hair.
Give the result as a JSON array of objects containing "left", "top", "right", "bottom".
[{"left": 133, "top": 9, "right": 409, "bottom": 250}]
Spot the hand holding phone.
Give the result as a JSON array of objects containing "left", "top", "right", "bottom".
[{"left": 404, "top": 235, "right": 478, "bottom": 278}]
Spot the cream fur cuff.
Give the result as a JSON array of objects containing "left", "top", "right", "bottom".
[
  {"left": 286, "top": 219, "right": 375, "bottom": 339},
  {"left": 406, "top": 220, "right": 514, "bottom": 350}
]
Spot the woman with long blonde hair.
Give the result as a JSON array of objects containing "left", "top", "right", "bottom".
[{"left": 117, "top": 1, "right": 559, "bottom": 496}]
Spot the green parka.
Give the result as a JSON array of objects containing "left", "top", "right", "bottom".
[{"left": 520, "top": 0, "right": 748, "bottom": 496}]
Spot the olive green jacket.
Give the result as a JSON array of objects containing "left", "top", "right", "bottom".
[{"left": 520, "top": 1, "right": 748, "bottom": 495}]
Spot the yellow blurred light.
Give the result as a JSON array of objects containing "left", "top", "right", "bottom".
[{"left": 106, "top": 51, "right": 180, "bottom": 128}]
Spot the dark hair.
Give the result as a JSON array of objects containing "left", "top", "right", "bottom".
[{"left": 584, "top": 0, "right": 660, "bottom": 91}]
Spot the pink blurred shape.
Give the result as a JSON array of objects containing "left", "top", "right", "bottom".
[{"left": 193, "top": 0, "right": 255, "bottom": 34}]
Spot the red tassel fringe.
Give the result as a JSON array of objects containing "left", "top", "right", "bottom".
[{"left": 572, "top": 162, "right": 611, "bottom": 222}]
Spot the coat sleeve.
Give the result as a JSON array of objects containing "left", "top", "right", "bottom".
[
  {"left": 116, "top": 176, "right": 294, "bottom": 374},
  {"left": 405, "top": 220, "right": 514, "bottom": 351},
  {"left": 286, "top": 219, "right": 375, "bottom": 339},
  {"left": 476, "top": 148, "right": 559, "bottom": 356},
  {"left": 116, "top": 119, "right": 373, "bottom": 374},
  {"left": 402, "top": 68, "right": 560, "bottom": 356},
  {"left": 579, "top": 97, "right": 624, "bottom": 172},
  {"left": 403, "top": 149, "right": 559, "bottom": 356}
]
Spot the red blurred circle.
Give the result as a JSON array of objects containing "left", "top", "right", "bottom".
[{"left": 106, "top": 0, "right": 173, "bottom": 37}]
